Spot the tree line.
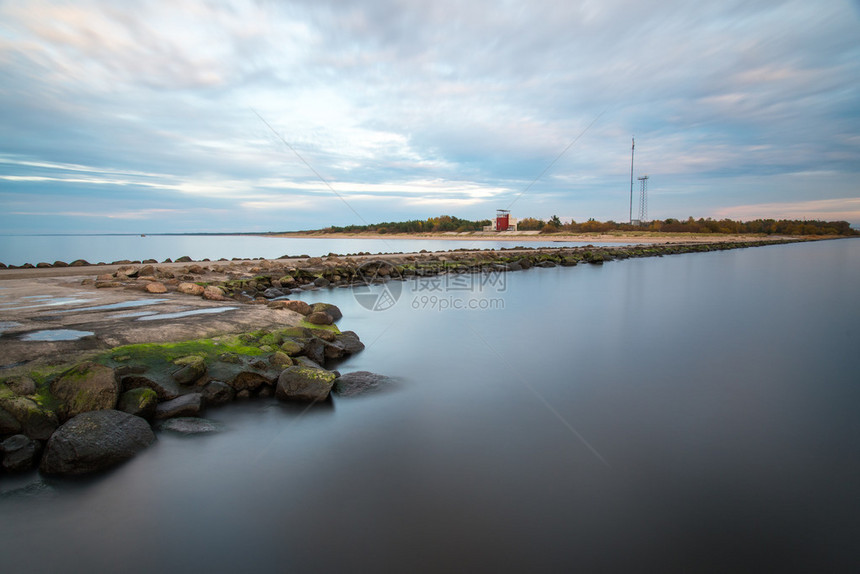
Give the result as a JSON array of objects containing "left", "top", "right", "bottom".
[{"left": 316, "top": 215, "right": 857, "bottom": 236}]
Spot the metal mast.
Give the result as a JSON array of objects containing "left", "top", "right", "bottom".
[
  {"left": 637, "top": 175, "right": 649, "bottom": 223},
  {"left": 629, "top": 137, "right": 635, "bottom": 223}
]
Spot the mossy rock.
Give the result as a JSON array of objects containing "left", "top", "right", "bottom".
[
  {"left": 280, "top": 339, "right": 304, "bottom": 356},
  {"left": 0, "top": 384, "right": 59, "bottom": 441},
  {"left": 50, "top": 362, "right": 119, "bottom": 422},
  {"left": 118, "top": 388, "right": 158, "bottom": 420}
]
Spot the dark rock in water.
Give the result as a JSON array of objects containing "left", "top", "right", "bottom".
[
  {"left": 536, "top": 261, "right": 557, "bottom": 268},
  {"left": 121, "top": 375, "right": 181, "bottom": 401},
  {"left": 333, "top": 371, "right": 396, "bottom": 397},
  {"left": 309, "top": 328, "right": 336, "bottom": 342},
  {"left": 306, "top": 311, "right": 333, "bottom": 325},
  {"left": 313, "top": 276, "right": 330, "bottom": 288},
  {"left": 154, "top": 393, "right": 204, "bottom": 420},
  {"left": 202, "top": 381, "right": 235, "bottom": 405},
  {"left": 172, "top": 356, "right": 207, "bottom": 385},
  {"left": 262, "top": 287, "right": 285, "bottom": 299},
  {"left": 311, "top": 302, "right": 342, "bottom": 322},
  {"left": 117, "top": 388, "right": 158, "bottom": 420},
  {"left": 40, "top": 410, "right": 155, "bottom": 476},
  {"left": 303, "top": 337, "right": 327, "bottom": 364},
  {"left": 1, "top": 434, "right": 42, "bottom": 472},
  {"left": 159, "top": 417, "right": 221, "bottom": 435},
  {"left": 51, "top": 362, "right": 119, "bottom": 421},
  {"left": 323, "top": 341, "right": 345, "bottom": 361},
  {"left": 276, "top": 366, "right": 336, "bottom": 402},
  {"left": 335, "top": 331, "right": 365, "bottom": 355},
  {"left": 0, "top": 407, "right": 22, "bottom": 436}
]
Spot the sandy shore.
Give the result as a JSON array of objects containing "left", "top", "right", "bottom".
[{"left": 270, "top": 231, "right": 801, "bottom": 244}]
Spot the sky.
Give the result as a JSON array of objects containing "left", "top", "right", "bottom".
[{"left": 1, "top": 0, "right": 859, "bottom": 234}]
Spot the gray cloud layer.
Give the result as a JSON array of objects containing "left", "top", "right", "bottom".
[{"left": 1, "top": 0, "right": 858, "bottom": 232}]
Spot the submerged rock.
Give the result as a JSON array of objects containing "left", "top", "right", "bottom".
[
  {"left": 333, "top": 371, "right": 396, "bottom": 397},
  {"left": 202, "top": 381, "right": 235, "bottom": 405},
  {"left": 40, "top": 410, "right": 155, "bottom": 476},
  {"left": 159, "top": 417, "right": 221, "bottom": 435}
]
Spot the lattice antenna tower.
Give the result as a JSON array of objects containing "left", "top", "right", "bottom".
[{"left": 637, "top": 175, "right": 649, "bottom": 223}]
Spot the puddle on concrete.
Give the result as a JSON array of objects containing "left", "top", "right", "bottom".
[
  {"left": 0, "top": 298, "right": 96, "bottom": 312},
  {"left": 20, "top": 329, "right": 95, "bottom": 341},
  {"left": 59, "top": 299, "right": 169, "bottom": 313},
  {"left": 0, "top": 321, "right": 23, "bottom": 334},
  {"left": 137, "top": 307, "right": 238, "bottom": 321},
  {"left": 108, "top": 310, "right": 160, "bottom": 319}
]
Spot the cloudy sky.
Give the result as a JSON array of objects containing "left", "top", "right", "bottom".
[{"left": 1, "top": 0, "right": 858, "bottom": 233}]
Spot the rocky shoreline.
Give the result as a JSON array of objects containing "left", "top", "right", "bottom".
[{"left": 0, "top": 238, "right": 819, "bottom": 477}]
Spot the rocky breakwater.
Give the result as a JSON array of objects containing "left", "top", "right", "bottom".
[{"left": 0, "top": 303, "right": 387, "bottom": 477}]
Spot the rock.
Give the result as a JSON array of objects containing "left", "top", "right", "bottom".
[
  {"left": 0, "top": 392, "right": 58, "bottom": 441},
  {"left": 262, "top": 287, "right": 285, "bottom": 299},
  {"left": 333, "top": 371, "right": 396, "bottom": 397},
  {"left": 229, "top": 371, "right": 272, "bottom": 393},
  {"left": 303, "top": 337, "right": 327, "bottom": 364},
  {"left": 307, "top": 311, "right": 333, "bottom": 325},
  {"left": 202, "top": 381, "right": 234, "bottom": 405},
  {"left": 159, "top": 417, "right": 221, "bottom": 435},
  {"left": 171, "top": 355, "right": 207, "bottom": 385},
  {"left": 323, "top": 341, "right": 345, "bottom": 360},
  {"left": 1, "top": 434, "right": 41, "bottom": 472},
  {"left": 309, "top": 328, "right": 337, "bottom": 342},
  {"left": 313, "top": 276, "right": 330, "bottom": 288},
  {"left": 187, "top": 264, "right": 205, "bottom": 274},
  {"left": 178, "top": 282, "right": 205, "bottom": 296},
  {"left": 292, "top": 356, "right": 323, "bottom": 369},
  {"left": 203, "top": 285, "right": 227, "bottom": 301},
  {"left": 5, "top": 375, "right": 36, "bottom": 396},
  {"left": 50, "top": 362, "right": 119, "bottom": 422},
  {"left": 535, "top": 261, "right": 557, "bottom": 268},
  {"left": 121, "top": 375, "right": 180, "bottom": 401},
  {"left": 276, "top": 366, "right": 337, "bottom": 402},
  {"left": 40, "top": 410, "right": 155, "bottom": 476},
  {"left": 138, "top": 264, "right": 156, "bottom": 276},
  {"left": 154, "top": 393, "right": 204, "bottom": 419},
  {"left": 268, "top": 299, "right": 312, "bottom": 315},
  {"left": 335, "top": 331, "right": 365, "bottom": 355},
  {"left": 53, "top": 260, "right": 69, "bottom": 267},
  {"left": 280, "top": 338, "right": 304, "bottom": 356},
  {"left": 175, "top": 256, "right": 193, "bottom": 263},
  {"left": 270, "top": 351, "right": 294, "bottom": 368},
  {"left": 117, "top": 388, "right": 158, "bottom": 420},
  {"left": 311, "top": 302, "right": 343, "bottom": 322},
  {"left": 69, "top": 259, "right": 90, "bottom": 267},
  {"left": 144, "top": 281, "right": 168, "bottom": 293},
  {"left": 0, "top": 407, "right": 22, "bottom": 436}
]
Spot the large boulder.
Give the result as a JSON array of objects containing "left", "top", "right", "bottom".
[
  {"left": 276, "top": 366, "right": 336, "bottom": 402},
  {"left": 154, "top": 393, "right": 204, "bottom": 420},
  {"left": 50, "top": 362, "right": 119, "bottom": 421},
  {"left": 117, "top": 388, "right": 158, "bottom": 420},
  {"left": 332, "top": 371, "right": 396, "bottom": 397},
  {"left": 39, "top": 410, "right": 155, "bottom": 476},
  {"left": 1, "top": 434, "right": 41, "bottom": 472},
  {"left": 303, "top": 337, "right": 327, "bottom": 365}
]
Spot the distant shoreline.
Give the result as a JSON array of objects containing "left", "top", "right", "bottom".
[{"left": 266, "top": 231, "right": 806, "bottom": 244}]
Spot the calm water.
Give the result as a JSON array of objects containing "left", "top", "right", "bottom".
[
  {"left": 0, "top": 234, "right": 613, "bottom": 267},
  {"left": 1, "top": 239, "right": 859, "bottom": 572}
]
